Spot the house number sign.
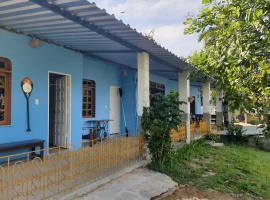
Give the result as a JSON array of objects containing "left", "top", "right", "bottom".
[{"left": 21, "top": 77, "right": 33, "bottom": 132}]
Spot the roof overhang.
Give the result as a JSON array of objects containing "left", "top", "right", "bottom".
[{"left": 0, "top": 0, "right": 211, "bottom": 82}]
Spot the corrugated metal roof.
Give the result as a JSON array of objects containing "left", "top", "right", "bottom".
[{"left": 0, "top": 0, "right": 209, "bottom": 81}]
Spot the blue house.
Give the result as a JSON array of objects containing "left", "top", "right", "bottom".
[{"left": 0, "top": 0, "right": 212, "bottom": 152}]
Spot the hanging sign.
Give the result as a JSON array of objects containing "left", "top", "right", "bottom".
[{"left": 21, "top": 77, "right": 33, "bottom": 132}]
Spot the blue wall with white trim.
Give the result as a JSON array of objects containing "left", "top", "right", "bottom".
[
  {"left": 0, "top": 27, "right": 203, "bottom": 155},
  {"left": 150, "top": 74, "right": 178, "bottom": 94},
  {"left": 190, "top": 86, "right": 203, "bottom": 114},
  {"left": 0, "top": 28, "right": 139, "bottom": 153},
  {"left": 0, "top": 29, "right": 83, "bottom": 149},
  {"left": 120, "top": 69, "right": 137, "bottom": 135},
  {"left": 83, "top": 57, "right": 122, "bottom": 121},
  {"left": 150, "top": 74, "right": 202, "bottom": 114},
  {"left": 83, "top": 58, "right": 138, "bottom": 135}
]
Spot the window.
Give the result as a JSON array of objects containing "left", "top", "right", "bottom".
[
  {"left": 150, "top": 81, "right": 165, "bottom": 105},
  {"left": 150, "top": 81, "right": 165, "bottom": 95},
  {"left": 82, "top": 79, "right": 95, "bottom": 118},
  {"left": 0, "top": 57, "right": 11, "bottom": 125}
]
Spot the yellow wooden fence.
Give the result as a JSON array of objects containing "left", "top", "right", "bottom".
[
  {"left": 211, "top": 124, "right": 221, "bottom": 135},
  {"left": 199, "top": 120, "right": 208, "bottom": 136},
  {"left": 170, "top": 124, "right": 186, "bottom": 142},
  {"left": 170, "top": 120, "right": 222, "bottom": 141},
  {"left": 190, "top": 122, "right": 196, "bottom": 138},
  {"left": 0, "top": 135, "right": 144, "bottom": 200}
]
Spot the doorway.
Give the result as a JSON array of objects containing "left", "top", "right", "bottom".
[
  {"left": 109, "top": 86, "right": 120, "bottom": 135},
  {"left": 190, "top": 96, "right": 196, "bottom": 115},
  {"left": 49, "top": 72, "right": 71, "bottom": 148}
]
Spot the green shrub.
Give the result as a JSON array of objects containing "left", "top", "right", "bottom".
[
  {"left": 262, "top": 115, "right": 270, "bottom": 138},
  {"left": 258, "top": 124, "right": 270, "bottom": 138},
  {"left": 205, "top": 134, "right": 221, "bottom": 142},
  {"left": 226, "top": 123, "right": 247, "bottom": 142},
  {"left": 248, "top": 119, "right": 260, "bottom": 125},
  {"left": 255, "top": 137, "right": 270, "bottom": 151},
  {"left": 142, "top": 91, "right": 184, "bottom": 167}
]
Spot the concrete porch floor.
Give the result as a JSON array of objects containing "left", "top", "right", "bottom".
[{"left": 70, "top": 168, "right": 177, "bottom": 200}]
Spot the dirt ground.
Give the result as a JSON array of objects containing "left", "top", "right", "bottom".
[{"left": 151, "top": 185, "right": 249, "bottom": 200}]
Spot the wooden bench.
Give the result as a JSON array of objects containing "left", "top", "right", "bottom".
[{"left": 0, "top": 139, "right": 45, "bottom": 161}]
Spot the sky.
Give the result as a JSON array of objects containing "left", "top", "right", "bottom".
[{"left": 92, "top": 0, "right": 204, "bottom": 58}]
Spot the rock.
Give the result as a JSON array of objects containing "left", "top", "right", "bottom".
[
  {"left": 73, "top": 168, "right": 177, "bottom": 200},
  {"left": 209, "top": 142, "right": 224, "bottom": 147},
  {"left": 202, "top": 171, "right": 216, "bottom": 177},
  {"left": 178, "top": 184, "right": 187, "bottom": 188},
  {"left": 182, "top": 198, "right": 208, "bottom": 200}
]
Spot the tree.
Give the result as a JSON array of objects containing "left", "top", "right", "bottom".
[
  {"left": 185, "top": 0, "right": 270, "bottom": 115},
  {"left": 141, "top": 91, "right": 184, "bottom": 168},
  {"left": 143, "top": 29, "right": 155, "bottom": 40}
]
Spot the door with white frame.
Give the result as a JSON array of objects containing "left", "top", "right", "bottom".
[
  {"left": 49, "top": 72, "right": 71, "bottom": 148},
  {"left": 109, "top": 86, "right": 120, "bottom": 135}
]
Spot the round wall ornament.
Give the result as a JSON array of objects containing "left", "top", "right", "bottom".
[{"left": 21, "top": 77, "right": 33, "bottom": 132}]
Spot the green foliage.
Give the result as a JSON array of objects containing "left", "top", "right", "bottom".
[
  {"left": 258, "top": 114, "right": 270, "bottom": 138},
  {"left": 205, "top": 133, "right": 221, "bottom": 142},
  {"left": 185, "top": 0, "right": 270, "bottom": 114},
  {"left": 255, "top": 136, "right": 270, "bottom": 151},
  {"left": 202, "top": 0, "right": 213, "bottom": 4},
  {"left": 156, "top": 140, "right": 270, "bottom": 198},
  {"left": 227, "top": 123, "right": 247, "bottom": 142},
  {"left": 248, "top": 119, "right": 261, "bottom": 126},
  {"left": 263, "top": 126, "right": 270, "bottom": 138},
  {"left": 149, "top": 139, "right": 210, "bottom": 179},
  {"left": 264, "top": 115, "right": 270, "bottom": 138},
  {"left": 141, "top": 91, "right": 184, "bottom": 167}
]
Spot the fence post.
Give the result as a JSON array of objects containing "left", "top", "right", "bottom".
[
  {"left": 0, "top": 137, "right": 149, "bottom": 200},
  {"left": 57, "top": 147, "right": 60, "bottom": 193},
  {"left": 42, "top": 150, "right": 47, "bottom": 200},
  {"left": 0, "top": 165, "right": 5, "bottom": 200},
  {"left": 7, "top": 157, "right": 10, "bottom": 200}
]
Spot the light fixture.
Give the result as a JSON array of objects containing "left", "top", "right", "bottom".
[
  {"left": 122, "top": 70, "right": 128, "bottom": 77},
  {"left": 30, "top": 38, "right": 41, "bottom": 48}
]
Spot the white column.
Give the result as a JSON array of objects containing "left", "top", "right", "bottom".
[
  {"left": 178, "top": 71, "right": 191, "bottom": 144},
  {"left": 215, "top": 91, "right": 223, "bottom": 126},
  {"left": 202, "top": 81, "right": 211, "bottom": 132},
  {"left": 244, "top": 113, "right": 248, "bottom": 124},
  {"left": 137, "top": 52, "right": 150, "bottom": 132},
  {"left": 228, "top": 112, "right": 234, "bottom": 123}
]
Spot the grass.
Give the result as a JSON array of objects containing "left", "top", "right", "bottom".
[{"left": 151, "top": 140, "right": 270, "bottom": 199}]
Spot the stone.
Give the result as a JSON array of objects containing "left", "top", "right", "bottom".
[
  {"left": 72, "top": 168, "right": 177, "bottom": 200},
  {"left": 209, "top": 142, "right": 224, "bottom": 147},
  {"left": 202, "top": 171, "right": 216, "bottom": 177}
]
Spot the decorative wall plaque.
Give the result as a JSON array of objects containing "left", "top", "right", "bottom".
[{"left": 21, "top": 77, "right": 33, "bottom": 132}]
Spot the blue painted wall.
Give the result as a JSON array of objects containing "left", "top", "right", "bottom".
[
  {"left": 83, "top": 58, "right": 138, "bottom": 135},
  {"left": 190, "top": 86, "right": 203, "bottom": 115},
  {"left": 150, "top": 74, "right": 202, "bottom": 114},
  {"left": 0, "top": 27, "right": 203, "bottom": 156},
  {"left": 120, "top": 69, "right": 137, "bottom": 135},
  {"left": 83, "top": 57, "right": 122, "bottom": 120},
  {"left": 0, "top": 27, "right": 139, "bottom": 153},
  {"left": 0, "top": 29, "right": 83, "bottom": 149},
  {"left": 150, "top": 74, "right": 178, "bottom": 94}
]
